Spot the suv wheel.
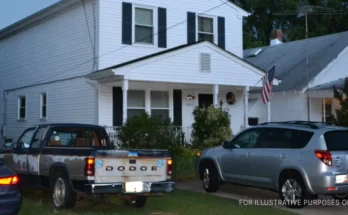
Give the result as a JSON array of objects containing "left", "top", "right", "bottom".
[
  {"left": 279, "top": 177, "right": 307, "bottom": 208},
  {"left": 51, "top": 172, "right": 77, "bottom": 209},
  {"left": 332, "top": 194, "right": 348, "bottom": 201},
  {"left": 202, "top": 164, "right": 219, "bottom": 193}
]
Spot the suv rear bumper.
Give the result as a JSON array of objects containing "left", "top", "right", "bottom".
[
  {"left": 309, "top": 173, "right": 348, "bottom": 194},
  {"left": 85, "top": 181, "right": 175, "bottom": 194}
]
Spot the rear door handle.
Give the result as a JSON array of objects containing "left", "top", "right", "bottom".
[
  {"left": 245, "top": 152, "right": 251, "bottom": 157},
  {"left": 280, "top": 154, "right": 287, "bottom": 159}
]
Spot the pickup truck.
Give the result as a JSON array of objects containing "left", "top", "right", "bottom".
[{"left": 0, "top": 123, "right": 175, "bottom": 209}]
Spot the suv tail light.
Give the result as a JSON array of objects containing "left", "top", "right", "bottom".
[
  {"left": 315, "top": 150, "right": 332, "bottom": 166},
  {"left": 167, "top": 159, "right": 173, "bottom": 176},
  {"left": 84, "top": 158, "right": 95, "bottom": 176},
  {"left": 0, "top": 176, "right": 19, "bottom": 185}
]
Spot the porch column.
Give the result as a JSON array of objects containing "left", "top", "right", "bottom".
[
  {"left": 169, "top": 89, "right": 174, "bottom": 122},
  {"left": 267, "top": 100, "right": 271, "bottom": 122},
  {"left": 243, "top": 86, "right": 249, "bottom": 127},
  {"left": 122, "top": 79, "right": 129, "bottom": 124},
  {"left": 145, "top": 89, "right": 151, "bottom": 115},
  {"left": 322, "top": 98, "right": 326, "bottom": 123},
  {"left": 213, "top": 84, "right": 219, "bottom": 106}
]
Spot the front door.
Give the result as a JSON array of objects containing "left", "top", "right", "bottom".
[
  {"left": 28, "top": 126, "right": 48, "bottom": 175},
  {"left": 220, "top": 128, "right": 261, "bottom": 185},
  {"left": 198, "top": 94, "right": 213, "bottom": 108}
]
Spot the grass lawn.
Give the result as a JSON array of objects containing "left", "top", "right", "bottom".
[{"left": 19, "top": 188, "right": 295, "bottom": 215}]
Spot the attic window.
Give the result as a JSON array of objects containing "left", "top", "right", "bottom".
[{"left": 200, "top": 53, "right": 211, "bottom": 72}]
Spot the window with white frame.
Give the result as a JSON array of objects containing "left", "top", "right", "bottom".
[
  {"left": 134, "top": 7, "right": 154, "bottom": 44},
  {"left": 198, "top": 16, "right": 214, "bottom": 43},
  {"left": 40, "top": 93, "right": 47, "bottom": 119},
  {"left": 127, "top": 90, "right": 146, "bottom": 119},
  {"left": 151, "top": 91, "right": 169, "bottom": 120},
  {"left": 18, "top": 96, "right": 26, "bottom": 120}
]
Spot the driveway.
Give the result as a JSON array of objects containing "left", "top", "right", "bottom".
[{"left": 176, "top": 180, "right": 348, "bottom": 215}]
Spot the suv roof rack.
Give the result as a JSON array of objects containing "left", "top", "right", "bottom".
[{"left": 259, "top": 121, "right": 324, "bottom": 129}]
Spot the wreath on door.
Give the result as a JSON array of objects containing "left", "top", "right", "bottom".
[{"left": 226, "top": 92, "right": 236, "bottom": 105}]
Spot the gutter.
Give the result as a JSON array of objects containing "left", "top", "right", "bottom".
[{"left": 2, "top": 91, "right": 8, "bottom": 141}]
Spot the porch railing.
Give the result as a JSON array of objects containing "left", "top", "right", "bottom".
[{"left": 104, "top": 126, "right": 193, "bottom": 147}]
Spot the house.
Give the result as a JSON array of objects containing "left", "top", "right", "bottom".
[
  {"left": 244, "top": 30, "right": 348, "bottom": 124},
  {"left": 0, "top": 0, "right": 280, "bottom": 144}
]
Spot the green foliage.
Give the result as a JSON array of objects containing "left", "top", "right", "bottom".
[
  {"left": 332, "top": 78, "right": 348, "bottom": 127},
  {"left": 191, "top": 106, "right": 231, "bottom": 150},
  {"left": 172, "top": 156, "right": 198, "bottom": 181},
  {"left": 230, "top": 0, "right": 348, "bottom": 48},
  {"left": 117, "top": 113, "right": 185, "bottom": 156}
]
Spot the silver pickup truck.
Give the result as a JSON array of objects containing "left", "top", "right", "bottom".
[{"left": 0, "top": 123, "right": 175, "bottom": 209}]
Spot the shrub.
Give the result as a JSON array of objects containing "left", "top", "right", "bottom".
[
  {"left": 117, "top": 113, "right": 185, "bottom": 156},
  {"left": 191, "top": 106, "right": 231, "bottom": 150}
]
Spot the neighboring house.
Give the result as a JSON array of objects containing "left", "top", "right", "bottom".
[
  {"left": 0, "top": 0, "right": 280, "bottom": 144},
  {"left": 244, "top": 30, "right": 348, "bottom": 124}
]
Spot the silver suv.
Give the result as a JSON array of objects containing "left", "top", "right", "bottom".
[{"left": 196, "top": 121, "right": 348, "bottom": 208}]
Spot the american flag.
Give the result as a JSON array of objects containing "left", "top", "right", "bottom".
[{"left": 261, "top": 66, "right": 276, "bottom": 104}]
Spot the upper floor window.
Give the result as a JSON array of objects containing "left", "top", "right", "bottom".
[
  {"left": 198, "top": 16, "right": 215, "bottom": 43},
  {"left": 18, "top": 96, "right": 26, "bottom": 120},
  {"left": 40, "top": 93, "right": 47, "bottom": 119},
  {"left": 134, "top": 7, "right": 154, "bottom": 44}
]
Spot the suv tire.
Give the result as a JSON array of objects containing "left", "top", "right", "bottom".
[
  {"left": 332, "top": 194, "right": 348, "bottom": 201},
  {"left": 279, "top": 175, "right": 308, "bottom": 208},
  {"left": 51, "top": 172, "right": 77, "bottom": 210},
  {"left": 202, "top": 164, "right": 219, "bottom": 193}
]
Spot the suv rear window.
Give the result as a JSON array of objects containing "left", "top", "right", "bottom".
[{"left": 324, "top": 130, "right": 348, "bottom": 151}]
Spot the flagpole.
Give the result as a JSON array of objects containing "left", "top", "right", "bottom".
[{"left": 267, "top": 101, "right": 271, "bottom": 122}]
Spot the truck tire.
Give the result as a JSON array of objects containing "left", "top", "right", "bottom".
[
  {"left": 51, "top": 172, "right": 77, "bottom": 210},
  {"left": 202, "top": 164, "right": 219, "bottom": 193}
]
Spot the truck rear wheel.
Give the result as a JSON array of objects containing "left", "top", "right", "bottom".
[{"left": 51, "top": 172, "right": 77, "bottom": 210}]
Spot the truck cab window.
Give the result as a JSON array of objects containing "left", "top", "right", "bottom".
[{"left": 18, "top": 128, "right": 35, "bottom": 149}]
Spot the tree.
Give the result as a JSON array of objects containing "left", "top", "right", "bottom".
[
  {"left": 332, "top": 78, "right": 348, "bottom": 127},
  {"left": 230, "top": 0, "right": 348, "bottom": 49}
]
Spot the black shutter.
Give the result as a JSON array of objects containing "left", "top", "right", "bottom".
[
  {"left": 158, "top": 7, "right": 167, "bottom": 48},
  {"left": 218, "top": 17, "right": 225, "bottom": 49},
  {"left": 173, "top": 90, "right": 182, "bottom": 126},
  {"left": 113, "top": 87, "right": 123, "bottom": 126},
  {"left": 122, "top": 2, "right": 132, "bottom": 45},
  {"left": 187, "top": 12, "right": 196, "bottom": 44}
]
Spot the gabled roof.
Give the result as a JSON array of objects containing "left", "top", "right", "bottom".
[
  {"left": 92, "top": 41, "right": 279, "bottom": 82},
  {"left": 243, "top": 31, "right": 348, "bottom": 92}
]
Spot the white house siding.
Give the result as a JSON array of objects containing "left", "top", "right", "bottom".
[
  {"left": 0, "top": 0, "right": 98, "bottom": 142},
  {"left": 309, "top": 46, "right": 348, "bottom": 88},
  {"left": 98, "top": 81, "right": 245, "bottom": 135},
  {"left": 249, "top": 92, "right": 309, "bottom": 123},
  {"left": 5, "top": 78, "right": 96, "bottom": 140},
  {"left": 116, "top": 44, "right": 264, "bottom": 87},
  {"left": 98, "top": 0, "right": 244, "bottom": 69}
]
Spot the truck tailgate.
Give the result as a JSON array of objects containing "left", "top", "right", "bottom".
[{"left": 93, "top": 150, "right": 171, "bottom": 183}]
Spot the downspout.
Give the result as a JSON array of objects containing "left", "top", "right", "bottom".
[{"left": 2, "top": 90, "right": 8, "bottom": 141}]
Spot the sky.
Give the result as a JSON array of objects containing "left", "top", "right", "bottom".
[{"left": 0, "top": 0, "right": 60, "bottom": 30}]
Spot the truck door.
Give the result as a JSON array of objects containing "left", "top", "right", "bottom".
[
  {"left": 28, "top": 126, "right": 48, "bottom": 175},
  {"left": 12, "top": 127, "right": 36, "bottom": 174}
]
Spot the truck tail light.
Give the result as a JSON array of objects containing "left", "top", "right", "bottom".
[
  {"left": 315, "top": 150, "right": 332, "bottom": 166},
  {"left": 84, "top": 158, "right": 95, "bottom": 176},
  {"left": 167, "top": 159, "right": 173, "bottom": 176},
  {"left": 0, "top": 176, "right": 19, "bottom": 185}
]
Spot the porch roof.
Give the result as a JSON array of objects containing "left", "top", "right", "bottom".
[
  {"left": 86, "top": 41, "right": 280, "bottom": 85},
  {"left": 309, "top": 77, "right": 347, "bottom": 91}
]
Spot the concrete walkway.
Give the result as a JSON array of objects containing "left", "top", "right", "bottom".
[{"left": 176, "top": 180, "right": 348, "bottom": 215}]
